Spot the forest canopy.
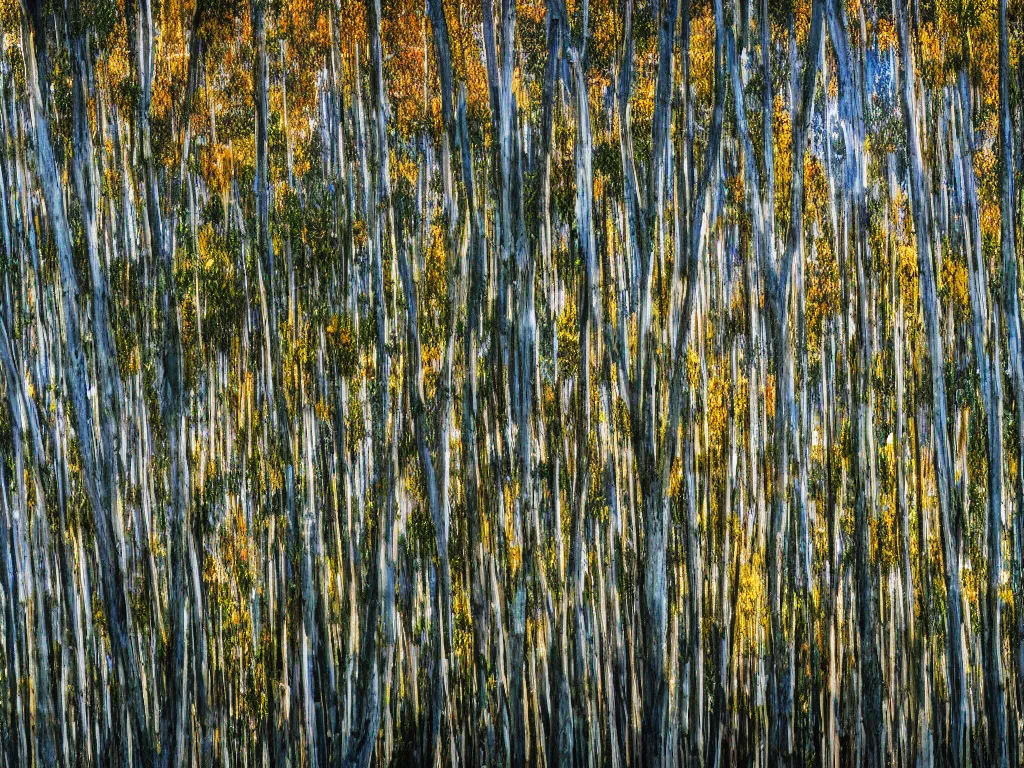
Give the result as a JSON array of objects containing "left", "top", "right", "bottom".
[{"left": 1, "top": 0, "right": 1023, "bottom": 766}]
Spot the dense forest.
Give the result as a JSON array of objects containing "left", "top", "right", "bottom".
[{"left": 2, "top": 0, "right": 1024, "bottom": 764}]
